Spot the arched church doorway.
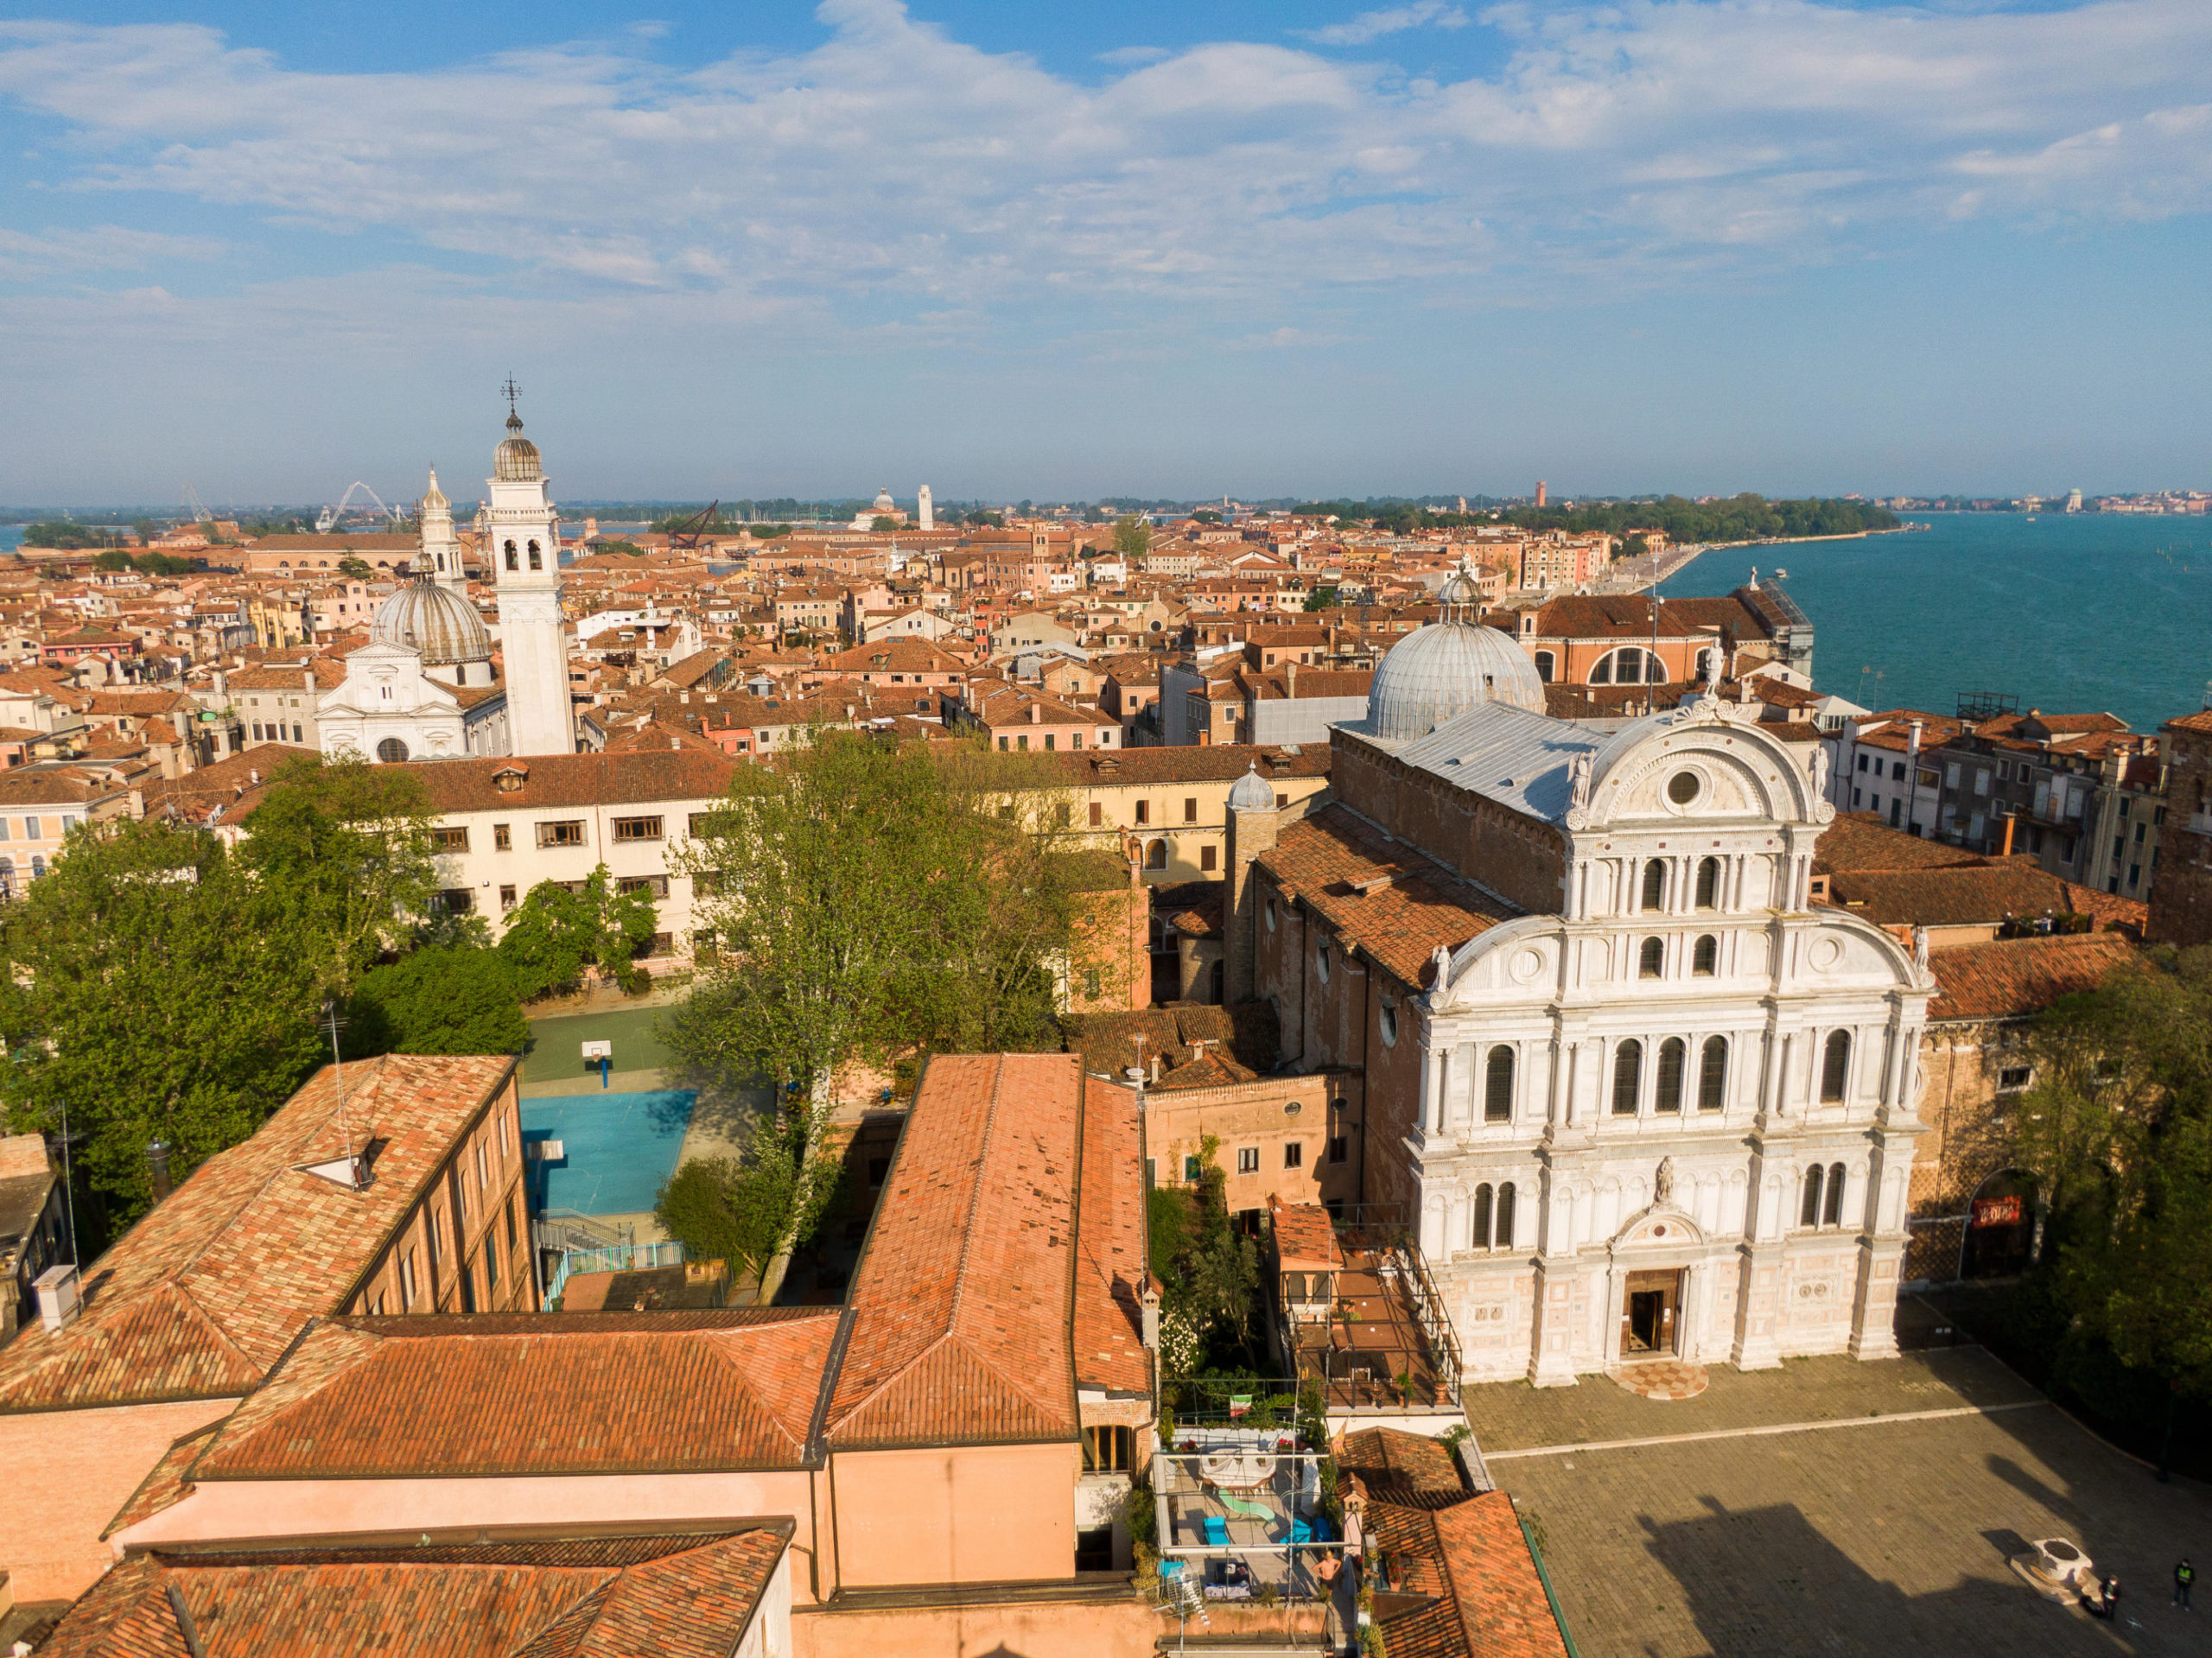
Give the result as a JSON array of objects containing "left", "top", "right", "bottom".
[{"left": 1960, "top": 1169, "right": 2037, "bottom": 1280}]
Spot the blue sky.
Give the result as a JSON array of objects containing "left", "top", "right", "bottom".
[{"left": 3, "top": 0, "right": 2210, "bottom": 506}]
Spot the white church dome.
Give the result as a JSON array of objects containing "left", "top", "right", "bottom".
[
  {"left": 1228, "top": 763, "right": 1275, "bottom": 812},
  {"left": 1365, "top": 619, "right": 1547, "bottom": 740},
  {"left": 372, "top": 576, "right": 493, "bottom": 667}
]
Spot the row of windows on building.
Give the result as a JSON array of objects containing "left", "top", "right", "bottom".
[
  {"left": 0, "top": 814, "right": 75, "bottom": 842},
  {"left": 1528, "top": 647, "right": 1719, "bottom": 687},
  {"left": 1442, "top": 1029, "right": 1853, "bottom": 1126},
  {"left": 252, "top": 721, "right": 305, "bottom": 743},
  {"left": 367, "top": 1110, "right": 528, "bottom": 1316},
  {"left": 429, "top": 815, "right": 670, "bottom": 854}
]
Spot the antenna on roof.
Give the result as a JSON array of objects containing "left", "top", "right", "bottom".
[{"left": 321, "top": 1000, "right": 363, "bottom": 1191}]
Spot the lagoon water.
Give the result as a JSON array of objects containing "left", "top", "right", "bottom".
[{"left": 1658, "top": 512, "right": 2210, "bottom": 735}]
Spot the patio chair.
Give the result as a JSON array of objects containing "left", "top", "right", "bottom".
[
  {"left": 1288, "top": 1518, "right": 1313, "bottom": 1546},
  {"left": 1202, "top": 1515, "right": 1231, "bottom": 1547}
]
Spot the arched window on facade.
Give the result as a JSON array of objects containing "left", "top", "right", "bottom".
[
  {"left": 1824, "top": 1161, "right": 1847, "bottom": 1227},
  {"left": 1801, "top": 1165, "right": 1825, "bottom": 1227},
  {"left": 1692, "top": 935, "right": 1719, "bottom": 976},
  {"left": 1591, "top": 647, "right": 1661, "bottom": 686},
  {"left": 1612, "top": 1039, "right": 1643, "bottom": 1115},
  {"left": 1533, "top": 651, "right": 1554, "bottom": 683},
  {"left": 1695, "top": 857, "right": 1720, "bottom": 908},
  {"left": 1821, "top": 1030, "right": 1852, "bottom": 1102},
  {"left": 1656, "top": 1037, "right": 1686, "bottom": 1113},
  {"left": 1145, "top": 838, "right": 1167, "bottom": 869},
  {"left": 504, "top": 540, "right": 518, "bottom": 571},
  {"left": 1639, "top": 937, "right": 1665, "bottom": 979},
  {"left": 29, "top": 856, "right": 44, "bottom": 880},
  {"left": 1496, "top": 1182, "right": 1516, "bottom": 1248},
  {"left": 376, "top": 738, "right": 410, "bottom": 763},
  {"left": 527, "top": 539, "right": 543, "bottom": 571},
  {"left": 1641, "top": 861, "right": 1665, "bottom": 911},
  {"left": 1484, "top": 1045, "right": 1515, "bottom": 1121},
  {"left": 1698, "top": 1035, "right": 1728, "bottom": 1110},
  {"left": 1472, "top": 1184, "right": 1493, "bottom": 1248}
]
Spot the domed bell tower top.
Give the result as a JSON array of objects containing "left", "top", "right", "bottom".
[{"left": 485, "top": 381, "right": 573, "bottom": 756}]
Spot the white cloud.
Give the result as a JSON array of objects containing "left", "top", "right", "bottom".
[
  {"left": 0, "top": 224, "right": 226, "bottom": 279},
  {"left": 0, "top": 2, "right": 2208, "bottom": 341},
  {"left": 1299, "top": 3, "right": 1471, "bottom": 48}
]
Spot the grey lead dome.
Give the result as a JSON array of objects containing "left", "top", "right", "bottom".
[
  {"left": 1364, "top": 617, "right": 1548, "bottom": 740},
  {"left": 371, "top": 576, "right": 493, "bottom": 667},
  {"left": 1227, "top": 763, "right": 1275, "bottom": 811}
]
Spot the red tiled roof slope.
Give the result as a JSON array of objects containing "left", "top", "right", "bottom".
[
  {"left": 37, "top": 1528, "right": 790, "bottom": 1658},
  {"left": 1927, "top": 932, "right": 2140, "bottom": 1021},
  {"left": 824, "top": 1052, "right": 1082, "bottom": 1449},
  {"left": 0, "top": 1055, "right": 515, "bottom": 1413},
  {"left": 1072, "top": 1077, "right": 1150, "bottom": 1397},
  {"left": 191, "top": 1310, "right": 838, "bottom": 1479},
  {"left": 1260, "top": 804, "right": 1518, "bottom": 989}
]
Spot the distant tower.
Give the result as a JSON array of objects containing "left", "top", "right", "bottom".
[
  {"left": 1535, "top": 480, "right": 1548, "bottom": 509},
  {"left": 918, "top": 485, "right": 934, "bottom": 531},
  {"left": 486, "top": 384, "right": 575, "bottom": 756},
  {"left": 2066, "top": 487, "right": 2082, "bottom": 513},
  {"left": 418, "top": 467, "right": 464, "bottom": 593}
]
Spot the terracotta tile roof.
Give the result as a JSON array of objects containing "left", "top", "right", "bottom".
[
  {"left": 1269, "top": 1201, "right": 1341, "bottom": 1271},
  {"left": 40, "top": 1527, "right": 791, "bottom": 1658},
  {"left": 1814, "top": 812, "right": 1986, "bottom": 874},
  {"left": 252, "top": 750, "right": 742, "bottom": 818},
  {"left": 1338, "top": 1428, "right": 1569, "bottom": 1658},
  {"left": 1927, "top": 932, "right": 2140, "bottom": 1021},
  {"left": 1258, "top": 804, "right": 1518, "bottom": 991},
  {"left": 1072, "top": 1077, "right": 1151, "bottom": 1397},
  {"left": 0, "top": 1055, "right": 514, "bottom": 1414},
  {"left": 1052, "top": 742, "right": 1332, "bottom": 786},
  {"left": 2164, "top": 710, "right": 2212, "bottom": 734},
  {"left": 1063, "top": 1002, "right": 1279, "bottom": 1079},
  {"left": 1828, "top": 864, "right": 2138, "bottom": 930},
  {"left": 188, "top": 1309, "right": 838, "bottom": 1478},
  {"left": 824, "top": 1053, "right": 1083, "bottom": 1450}
]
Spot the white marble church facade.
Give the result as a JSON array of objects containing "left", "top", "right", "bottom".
[{"left": 1404, "top": 696, "right": 1935, "bottom": 1383}]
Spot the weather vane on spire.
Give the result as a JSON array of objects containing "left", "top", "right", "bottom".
[{"left": 501, "top": 375, "right": 522, "bottom": 417}]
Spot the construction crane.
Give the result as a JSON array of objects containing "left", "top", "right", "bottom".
[
  {"left": 664, "top": 500, "right": 721, "bottom": 553},
  {"left": 181, "top": 484, "right": 213, "bottom": 524},
  {"left": 315, "top": 481, "right": 402, "bottom": 535}
]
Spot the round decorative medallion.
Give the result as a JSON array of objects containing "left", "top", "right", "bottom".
[
  {"left": 1510, "top": 948, "right": 1544, "bottom": 984},
  {"left": 1653, "top": 1224, "right": 1668, "bottom": 1238},
  {"left": 1809, "top": 937, "right": 1843, "bottom": 971}
]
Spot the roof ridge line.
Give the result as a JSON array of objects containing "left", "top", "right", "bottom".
[{"left": 943, "top": 1056, "right": 1007, "bottom": 1331}]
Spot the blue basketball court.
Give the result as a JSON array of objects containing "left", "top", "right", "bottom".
[{"left": 522, "top": 1089, "right": 698, "bottom": 1217}]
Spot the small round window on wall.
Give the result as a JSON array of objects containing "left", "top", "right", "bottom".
[
  {"left": 376, "top": 737, "right": 410, "bottom": 764},
  {"left": 1667, "top": 770, "right": 1702, "bottom": 807}
]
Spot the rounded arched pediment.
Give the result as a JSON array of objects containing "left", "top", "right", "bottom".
[
  {"left": 1577, "top": 699, "right": 1830, "bottom": 830},
  {"left": 1613, "top": 1204, "right": 1707, "bottom": 1250}
]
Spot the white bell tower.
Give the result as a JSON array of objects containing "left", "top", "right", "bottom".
[
  {"left": 486, "top": 382, "right": 574, "bottom": 756},
  {"left": 418, "top": 467, "right": 465, "bottom": 593}
]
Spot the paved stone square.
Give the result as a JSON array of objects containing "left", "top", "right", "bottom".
[{"left": 1468, "top": 1352, "right": 2212, "bottom": 1656}]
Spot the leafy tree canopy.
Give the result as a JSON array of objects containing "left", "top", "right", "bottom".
[
  {"left": 1302, "top": 587, "right": 1341, "bottom": 612},
  {"left": 22, "top": 521, "right": 125, "bottom": 550},
  {"left": 1112, "top": 515, "right": 1152, "bottom": 559},
  {"left": 0, "top": 819, "right": 325, "bottom": 1229},
  {"left": 870, "top": 515, "right": 899, "bottom": 533},
  {"left": 496, "top": 865, "right": 659, "bottom": 1001},
  {"left": 335, "top": 556, "right": 374, "bottom": 580},
  {"left": 345, "top": 944, "right": 528, "bottom": 1059}
]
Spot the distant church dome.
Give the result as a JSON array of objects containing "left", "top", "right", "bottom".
[
  {"left": 372, "top": 576, "right": 493, "bottom": 667},
  {"left": 493, "top": 411, "right": 543, "bottom": 483},
  {"left": 1227, "top": 763, "right": 1275, "bottom": 812},
  {"left": 1364, "top": 557, "right": 1545, "bottom": 740},
  {"left": 420, "top": 467, "right": 449, "bottom": 512},
  {"left": 873, "top": 486, "right": 896, "bottom": 513}
]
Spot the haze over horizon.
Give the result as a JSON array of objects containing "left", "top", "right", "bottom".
[{"left": 4, "top": 0, "right": 2210, "bottom": 507}]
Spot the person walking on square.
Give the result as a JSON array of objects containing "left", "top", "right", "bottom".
[
  {"left": 2100, "top": 1576, "right": 2120, "bottom": 1622},
  {"left": 2176, "top": 1559, "right": 2194, "bottom": 1610}
]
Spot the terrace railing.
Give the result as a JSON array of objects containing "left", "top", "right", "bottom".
[{"left": 543, "top": 1238, "right": 688, "bottom": 1307}]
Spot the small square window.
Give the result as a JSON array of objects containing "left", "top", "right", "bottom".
[
  {"left": 1183, "top": 1154, "right": 1203, "bottom": 1181},
  {"left": 1236, "top": 1146, "right": 1259, "bottom": 1174},
  {"left": 1283, "top": 1141, "right": 1303, "bottom": 1169},
  {"left": 493, "top": 823, "right": 512, "bottom": 852},
  {"left": 1998, "top": 1066, "right": 2032, "bottom": 1093}
]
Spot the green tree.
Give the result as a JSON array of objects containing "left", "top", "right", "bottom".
[
  {"left": 1191, "top": 508, "right": 1222, "bottom": 525},
  {"left": 92, "top": 549, "right": 134, "bottom": 572},
  {"left": 654, "top": 1133, "right": 845, "bottom": 1290},
  {"left": 335, "top": 556, "right": 374, "bottom": 580},
  {"left": 496, "top": 865, "right": 659, "bottom": 1000},
  {"left": 664, "top": 732, "right": 1088, "bottom": 1297},
  {"left": 236, "top": 756, "right": 441, "bottom": 1002},
  {"left": 0, "top": 820, "right": 324, "bottom": 1229},
  {"left": 871, "top": 515, "right": 899, "bottom": 533},
  {"left": 748, "top": 524, "right": 791, "bottom": 539},
  {"left": 1113, "top": 515, "right": 1152, "bottom": 559},
  {"left": 1302, "top": 586, "right": 1340, "bottom": 612},
  {"left": 345, "top": 944, "right": 528, "bottom": 1058},
  {"left": 1148, "top": 1137, "right": 1262, "bottom": 1373}
]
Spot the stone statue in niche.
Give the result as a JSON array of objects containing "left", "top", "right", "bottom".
[
  {"left": 1655, "top": 1155, "right": 1675, "bottom": 1206},
  {"left": 1569, "top": 752, "right": 1592, "bottom": 810}
]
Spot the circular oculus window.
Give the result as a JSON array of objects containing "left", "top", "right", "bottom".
[{"left": 1666, "top": 770, "right": 1702, "bottom": 806}]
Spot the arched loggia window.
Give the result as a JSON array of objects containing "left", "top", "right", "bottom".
[
  {"left": 1612, "top": 1039, "right": 1643, "bottom": 1115},
  {"left": 1801, "top": 1165, "right": 1825, "bottom": 1227},
  {"left": 504, "top": 540, "right": 518, "bottom": 572},
  {"left": 1821, "top": 1030, "right": 1852, "bottom": 1102},
  {"left": 1698, "top": 1036, "right": 1728, "bottom": 1110},
  {"left": 1824, "top": 1161, "right": 1847, "bottom": 1227},
  {"left": 1640, "top": 937, "right": 1665, "bottom": 979},
  {"left": 1484, "top": 1046, "right": 1515, "bottom": 1121},
  {"left": 1695, "top": 857, "right": 1720, "bottom": 908},
  {"left": 1641, "top": 861, "right": 1666, "bottom": 911},
  {"left": 527, "top": 539, "right": 543, "bottom": 571},
  {"left": 1656, "top": 1038, "right": 1686, "bottom": 1113}
]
